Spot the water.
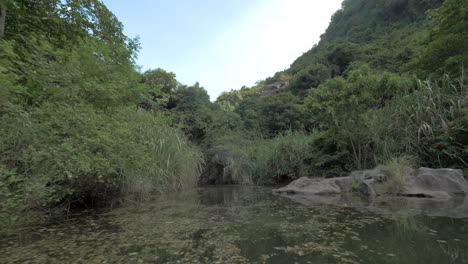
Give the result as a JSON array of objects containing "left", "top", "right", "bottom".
[{"left": 1, "top": 186, "right": 467, "bottom": 263}]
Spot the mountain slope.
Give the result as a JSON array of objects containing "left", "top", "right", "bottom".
[{"left": 208, "top": 0, "right": 467, "bottom": 184}]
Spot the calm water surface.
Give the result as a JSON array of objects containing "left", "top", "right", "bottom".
[{"left": 1, "top": 186, "right": 467, "bottom": 263}]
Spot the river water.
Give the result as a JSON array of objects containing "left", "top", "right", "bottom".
[{"left": 1, "top": 186, "right": 467, "bottom": 263}]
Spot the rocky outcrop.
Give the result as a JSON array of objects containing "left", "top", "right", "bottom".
[
  {"left": 273, "top": 166, "right": 467, "bottom": 200},
  {"left": 201, "top": 145, "right": 251, "bottom": 185},
  {"left": 260, "top": 81, "right": 289, "bottom": 97},
  {"left": 201, "top": 145, "right": 240, "bottom": 185}
]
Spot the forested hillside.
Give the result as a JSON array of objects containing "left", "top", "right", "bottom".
[
  {"left": 211, "top": 0, "right": 467, "bottom": 183},
  {"left": 0, "top": 0, "right": 467, "bottom": 226}
]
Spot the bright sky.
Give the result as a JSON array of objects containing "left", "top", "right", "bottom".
[{"left": 103, "top": 0, "right": 343, "bottom": 100}]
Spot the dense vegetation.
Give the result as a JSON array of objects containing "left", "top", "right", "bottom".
[
  {"left": 210, "top": 0, "right": 467, "bottom": 183},
  {"left": 0, "top": 0, "right": 205, "bottom": 225},
  {"left": 0, "top": 0, "right": 467, "bottom": 227}
]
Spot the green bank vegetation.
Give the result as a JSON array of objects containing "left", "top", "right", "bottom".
[
  {"left": 0, "top": 0, "right": 204, "bottom": 226},
  {"left": 0, "top": 0, "right": 467, "bottom": 227}
]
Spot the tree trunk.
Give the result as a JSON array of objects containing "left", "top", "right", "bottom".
[{"left": 0, "top": 4, "right": 6, "bottom": 39}]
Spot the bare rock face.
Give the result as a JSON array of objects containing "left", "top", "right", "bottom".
[
  {"left": 273, "top": 166, "right": 468, "bottom": 199},
  {"left": 260, "top": 81, "right": 289, "bottom": 97}
]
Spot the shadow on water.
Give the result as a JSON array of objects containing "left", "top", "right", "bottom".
[{"left": 0, "top": 186, "right": 467, "bottom": 263}]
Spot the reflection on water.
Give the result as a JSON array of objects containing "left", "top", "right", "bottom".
[{"left": 0, "top": 186, "right": 467, "bottom": 264}]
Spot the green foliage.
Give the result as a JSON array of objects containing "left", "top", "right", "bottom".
[
  {"left": 171, "top": 83, "right": 213, "bottom": 141},
  {"left": 417, "top": 0, "right": 468, "bottom": 76},
  {"left": 0, "top": 0, "right": 204, "bottom": 220},
  {"left": 140, "top": 68, "right": 178, "bottom": 110},
  {"left": 422, "top": 114, "right": 468, "bottom": 175},
  {"left": 216, "top": 86, "right": 261, "bottom": 111},
  {"left": 302, "top": 68, "right": 467, "bottom": 172},
  {"left": 0, "top": 104, "right": 204, "bottom": 207},
  {"left": 204, "top": 129, "right": 357, "bottom": 184},
  {"left": 289, "top": 63, "right": 331, "bottom": 95},
  {"left": 304, "top": 66, "right": 418, "bottom": 169},
  {"left": 235, "top": 92, "right": 304, "bottom": 136},
  {"left": 0, "top": 165, "right": 23, "bottom": 211},
  {"left": 5, "top": 0, "right": 139, "bottom": 63},
  {"left": 286, "top": 0, "right": 444, "bottom": 82},
  {"left": 207, "top": 132, "right": 314, "bottom": 185},
  {"left": 205, "top": 108, "right": 243, "bottom": 136},
  {"left": 306, "top": 130, "right": 350, "bottom": 176},
  {"left": 205, "top": 0, "right": 465, "bottom": 182},
  {"left": 367, "top": 75, "right": 468, "bottom": 169},
  {"left": 173, "top": 82, "right": 211, "bottom": 111},
  {"left": 383, "top": 156, "right": 416, "bottom": 194},
  {"left": 2, "top": 0, "right": 467, "bottom": 227},
  {"left": 116, "top": 109, "right": 204, "bottom": 199}
]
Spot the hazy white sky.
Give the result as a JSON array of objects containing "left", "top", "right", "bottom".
[{"left": 103, "top": 0, "right": 343, "bottom": 100}]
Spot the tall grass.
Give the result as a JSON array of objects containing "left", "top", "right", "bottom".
[
  {"left": 120, "top": 112, "right": 204, "bottom": 199},
  {"left": 382, "top": 156, "right": 416, "bottom": 194},
  {"left": 367, "top": 74, "right": 467, "bottom": 168},
  {"left": 108, "top": 108, "right": 204, "bottom": 200},
  {"left": 0, "top": 105, "right": 204, "bottom": 211},
  {"left": 213, "top": 132, "right": 313, "bottom": 185}
]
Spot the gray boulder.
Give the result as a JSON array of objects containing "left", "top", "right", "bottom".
[
  {"left": 273, "top": 166, "right": 388, "bottom": 196},
  {"left": 400, "top": 167, "right": 467, "bottom": 199},
  {"left": 273, "top": 166, "right": 467, "bottom": 199},
  {"left": 273, "top": 176, "right": 357, "bottom": 195},
  {"left": 349, "top": 165, "right": 390, "bottom": 182},
  {"left": 360, "top": 180, "right": 376, "bottom": 197},
  {"left": 273, "top": 177, "right": 343, "bottom": 195}
]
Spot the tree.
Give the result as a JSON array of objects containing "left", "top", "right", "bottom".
[
  {"left": 140, "top": 68, "right": 177, "bottom": 110},
  {"left": 171, "top": 83, "right": 212, "bottom": 141},
  {"left": 304, "top": 66, "right": 416, "bottom": 169},
  {"left": 173, "top": 82, "right": 210, "bottom": 111},
  {"left": 235, "top": 93, "right": 304, "bottom": 136},
  {"left": 4, "top": 0, "right": 138, "bottom": 63},
  {"left": 289, "top": 63, "right": 331, "bottom": 95},
  {"left": 142, "top": 69, "right": 177, "bottom": 94}
]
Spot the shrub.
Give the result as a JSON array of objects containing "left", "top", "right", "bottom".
[
  {"left": 242, "top": 133, "right": 313, "bottom": 184},
  {"left": 0, "top": 104, "right": 204, "bottom": 210}
]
